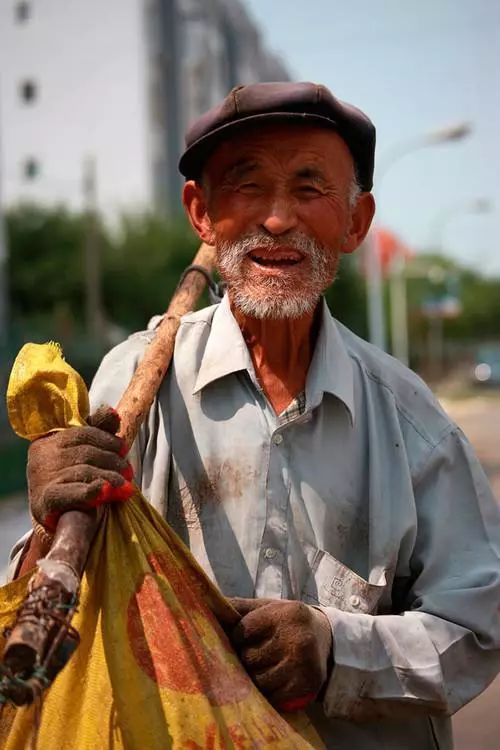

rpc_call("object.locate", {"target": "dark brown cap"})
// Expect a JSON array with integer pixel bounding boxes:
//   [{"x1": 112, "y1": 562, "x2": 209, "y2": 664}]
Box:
[{"x1": 178, "y1": 81, "x2": 376, "y2": 191}]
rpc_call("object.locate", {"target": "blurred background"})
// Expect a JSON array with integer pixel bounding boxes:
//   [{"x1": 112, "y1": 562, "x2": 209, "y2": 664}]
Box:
[{"x1": 0, "y1": 2, "x2": 499, "y2": 743}]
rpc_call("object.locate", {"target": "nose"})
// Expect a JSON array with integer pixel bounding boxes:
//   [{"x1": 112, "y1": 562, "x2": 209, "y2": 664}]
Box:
[{"x1": 261, "y1": 194, "x2": 298, "y2": 236}]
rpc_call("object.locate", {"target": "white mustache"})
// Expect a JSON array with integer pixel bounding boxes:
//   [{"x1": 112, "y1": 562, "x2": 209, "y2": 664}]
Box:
[{"x1": 219, "y1": 231, "x2": 324, "y2": 259}]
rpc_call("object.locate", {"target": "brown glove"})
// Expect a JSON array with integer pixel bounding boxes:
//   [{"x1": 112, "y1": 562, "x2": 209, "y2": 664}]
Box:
[
  {"x1": 27, "y1": 405, "x2": 134, "y2": 536},
  {"x1": 229, "y1": 597, "x2": 333, "y2": 712}
]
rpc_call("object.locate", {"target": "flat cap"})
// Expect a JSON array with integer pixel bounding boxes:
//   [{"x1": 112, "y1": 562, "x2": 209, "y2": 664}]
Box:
[{"x1": 179, "y1": 81, "x2": 376, "y2": 191}]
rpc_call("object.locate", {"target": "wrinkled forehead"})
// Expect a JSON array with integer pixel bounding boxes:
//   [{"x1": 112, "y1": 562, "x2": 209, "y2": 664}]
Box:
[{"x1": 202, "y1": 122, "x2": 355, "y2": 186}]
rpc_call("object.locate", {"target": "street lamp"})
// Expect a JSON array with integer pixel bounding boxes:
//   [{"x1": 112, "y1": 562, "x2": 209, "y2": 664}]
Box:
[
  {"x1": 429, "y1": 197, "x2": 492, "y2": 253},
  {"x1": 367, "y1": 121, "x2": 472, "y2": 357},
  {"x1": 425, "y1": 122, "x2": 473, "y2": 145}
]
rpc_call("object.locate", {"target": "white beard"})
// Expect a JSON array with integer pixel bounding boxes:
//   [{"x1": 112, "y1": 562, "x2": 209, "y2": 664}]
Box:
[{"x1": 217, "y1": 231, "x2": 340, "y2": 320}]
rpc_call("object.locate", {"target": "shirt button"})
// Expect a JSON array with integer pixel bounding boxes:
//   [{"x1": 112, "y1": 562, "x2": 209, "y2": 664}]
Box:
[
  {"x1": 264, "y1": 547, "x2": 277, "y2": 560},
  {"x1": 350, "y1": 595, "x2": 361, "y2": 609},
  {"x1": 272, "y1": 433, "x2": 283, "y2": 445}
]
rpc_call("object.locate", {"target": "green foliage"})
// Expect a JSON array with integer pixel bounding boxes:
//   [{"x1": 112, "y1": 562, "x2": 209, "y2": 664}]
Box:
[
  {"x1": 0, "y1": 440, "x2": 27, "y2": 496},
  {"x1": 406, "y1": 253, "x2": 500, "y2": 343},
  {"x1": 5, "y1": 203, "x2": 200, "y2": 335},
  {"x1": 7, "y1": 203, "x2": 91, "y2": 318},
  {"x1": 325, "y1": 255, "x2": 367, "y2": 338},
  {"x1": 447, "y1": 272, "x2": 500, "y2": 339},
  {"x1": 102, "y1": 213, "x2": 199, "y2": 330}
]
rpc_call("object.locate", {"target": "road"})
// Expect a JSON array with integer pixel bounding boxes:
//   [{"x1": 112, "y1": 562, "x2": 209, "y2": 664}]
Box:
[
  {"x1": 1, "y1": 394, "x2": 499, "y2": 746},
  {"x1": 442, "y1": 396, "x2": 500, "y2": 750}
]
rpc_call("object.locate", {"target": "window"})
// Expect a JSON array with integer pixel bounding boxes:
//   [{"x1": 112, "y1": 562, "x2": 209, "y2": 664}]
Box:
[
  {"x1": 23, "y1": 157, "x2": 40, "y2": 180},
  {"x1": 19, "y1": 79, "x2": 38, "y2": 104},
  {"x1": 15, "y1": 2, "x2": 31, "y2": 23}
]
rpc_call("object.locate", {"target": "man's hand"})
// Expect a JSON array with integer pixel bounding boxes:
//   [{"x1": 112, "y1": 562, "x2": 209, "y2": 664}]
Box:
[
  {"x1": 27, "y1": 405, "x2": 134, "y2": 534},
  {"x1": 228, "y1": 597, "x2": 333, "y2": 711}
]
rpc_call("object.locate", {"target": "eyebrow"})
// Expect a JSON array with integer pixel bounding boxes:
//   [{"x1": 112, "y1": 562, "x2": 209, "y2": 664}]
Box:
[
  {"x1": 220, "y1": 161, "x2": 329, "y2": 184},
  {"x1": 294, "y1": 166, "x2": 327, "y2": 182},
  {"x1": 222, "y1": 159, "x2": 260, "y2": 182}
]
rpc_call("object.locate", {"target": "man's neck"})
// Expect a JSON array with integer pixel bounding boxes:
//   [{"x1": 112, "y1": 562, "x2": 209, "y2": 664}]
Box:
[{"x1": 230, "y1": 298, "x2": 322, "y2": 415}]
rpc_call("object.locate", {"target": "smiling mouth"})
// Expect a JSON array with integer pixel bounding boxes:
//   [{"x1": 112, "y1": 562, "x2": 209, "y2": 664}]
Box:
[{"x1": 248, "y1": 249, "x2": 303, "y2": 268}]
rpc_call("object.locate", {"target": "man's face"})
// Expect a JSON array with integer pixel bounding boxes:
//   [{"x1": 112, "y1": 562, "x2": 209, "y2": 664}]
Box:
[{"x1": 185, "y1": 123, "x2": 372, "y2": 319}]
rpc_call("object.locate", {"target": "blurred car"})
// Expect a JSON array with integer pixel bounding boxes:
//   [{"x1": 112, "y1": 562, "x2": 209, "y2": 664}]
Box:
[{"x1": 472, "y1": 346, "x2": 500, "y2": 387}]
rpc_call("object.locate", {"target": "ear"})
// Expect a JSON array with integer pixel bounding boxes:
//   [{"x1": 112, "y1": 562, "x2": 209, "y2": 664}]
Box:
[
  {"x1": 341, "y1": 192, "x2": 376, "y2": 255},
  {"x1": 182, "y1": 180, "x2": 216, "y2": 244}
]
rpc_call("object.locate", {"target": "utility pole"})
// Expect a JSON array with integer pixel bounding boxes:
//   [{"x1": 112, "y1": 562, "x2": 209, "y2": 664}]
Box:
[
  {"x1": 82, "y1": 156, "x2": 104, "y2": 345},
  {"x1": 365, "y1": 229, "x2": 386, "y2": 350},
  {"x1": 158, "y1": 0, "x2": 183, "y2": 215},
  {"x1": 389, "y1": 253, "x2": 408, "y2": 365}
]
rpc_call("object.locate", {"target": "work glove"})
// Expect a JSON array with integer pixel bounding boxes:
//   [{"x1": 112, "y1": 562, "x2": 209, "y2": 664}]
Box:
[
  {"x1": 27, "y1": 405, "x2": 134, "y2": 539},
  {"x1": 229, "y1": 597, "x2": 333, "y2": 712}
]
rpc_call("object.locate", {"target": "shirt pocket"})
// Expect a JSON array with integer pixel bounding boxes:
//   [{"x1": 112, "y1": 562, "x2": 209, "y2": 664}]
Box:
[{"x1": 302, "y1": 548, "x2": 386, "y2": 614}]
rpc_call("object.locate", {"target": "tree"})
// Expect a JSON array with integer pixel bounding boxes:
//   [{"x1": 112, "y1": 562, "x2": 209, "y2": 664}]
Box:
[
  {"x1": 325, "y1": 255, "x2": 368, "y2": 339},
  {"x1": 102, "y1": 213, "x2": 199, "y2": 331},
  {"x1": 6, "y1": 205, "x2": 200, "y2": 336}
]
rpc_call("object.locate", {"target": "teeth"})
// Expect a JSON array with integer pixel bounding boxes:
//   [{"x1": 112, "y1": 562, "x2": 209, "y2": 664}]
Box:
[{"x1": 252, "y1": 255, "x2": 299, "y2": 263}]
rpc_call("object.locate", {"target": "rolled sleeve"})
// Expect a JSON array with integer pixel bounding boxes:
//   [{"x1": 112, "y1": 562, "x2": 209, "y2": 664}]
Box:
[{"x1": 320, "y1": 428, "x2": 500, "y2": 721}]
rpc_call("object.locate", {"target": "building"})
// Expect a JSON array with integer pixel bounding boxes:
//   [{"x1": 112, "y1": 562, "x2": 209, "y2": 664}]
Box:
[
  {"x1": 0, "y1": 0, "x2": 290, "y2": 217},
  {"x1": 147, "y1": 0, "x2": 290, "y2": 213}
]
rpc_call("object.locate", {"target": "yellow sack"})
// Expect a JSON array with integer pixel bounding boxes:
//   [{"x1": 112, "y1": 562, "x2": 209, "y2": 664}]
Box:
[{"x1": 1, "y1": 343, "x2": 325, "y2": 750}]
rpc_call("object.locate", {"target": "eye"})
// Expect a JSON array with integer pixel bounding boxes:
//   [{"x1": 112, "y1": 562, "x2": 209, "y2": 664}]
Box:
[
  {"x1": 236, "y1": 181, "x2": 263, "y2": 196},
  {"x1": 239, "y1": 181, "x2": 260, "y2": 190},
  {"x1": 296, "y1": 184, "x2": 322, "y2": 197}
]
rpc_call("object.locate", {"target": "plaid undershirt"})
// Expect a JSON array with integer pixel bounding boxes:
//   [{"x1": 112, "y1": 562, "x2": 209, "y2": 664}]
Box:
[{"x1": 278, "y1": 391, "x2": 306, "y2": 426}]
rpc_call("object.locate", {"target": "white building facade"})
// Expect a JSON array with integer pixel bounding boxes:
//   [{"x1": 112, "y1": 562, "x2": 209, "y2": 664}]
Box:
[{"x1": 0, "y1": 0, "x2": 289, "y2": 217}]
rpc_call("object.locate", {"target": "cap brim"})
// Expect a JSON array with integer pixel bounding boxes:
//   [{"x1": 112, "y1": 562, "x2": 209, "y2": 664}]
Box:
[{"x1": 178, "y1": 112, "x2": 339, "y2": 178}]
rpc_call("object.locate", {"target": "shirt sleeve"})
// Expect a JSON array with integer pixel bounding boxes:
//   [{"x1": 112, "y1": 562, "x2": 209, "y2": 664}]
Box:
[
  {"x1": 89, "y1": 333, "x2": 153, "y2": 485},
  {"x1": 320, "y1": 427, "x2": 500, "y2": 721},
  {"x1": 90, "y1": 332, "x2": 171, "y2": 518},
  {"x1": 5, "y1": 530, "x2": 32, "y2": 582}
]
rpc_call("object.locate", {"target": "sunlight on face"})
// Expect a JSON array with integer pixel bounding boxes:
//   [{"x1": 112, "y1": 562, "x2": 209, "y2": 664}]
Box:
[{"x1": 202, "y1": 124, "x2": 359, "y2": 318}]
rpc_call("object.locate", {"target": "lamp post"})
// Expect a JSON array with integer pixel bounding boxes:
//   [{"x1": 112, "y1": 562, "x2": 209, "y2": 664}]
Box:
[
  {"x1": 429, "y1": 198, "x2": 492, "y2": 253},
  {"x1": 367, "y1": 122, "x2": 472, "y2": 357}
]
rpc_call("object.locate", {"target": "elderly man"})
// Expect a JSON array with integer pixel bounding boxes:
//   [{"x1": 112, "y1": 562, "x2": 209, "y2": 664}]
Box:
[{"x1": 13, "y1": 83, "x2": 500, "y2": 749}]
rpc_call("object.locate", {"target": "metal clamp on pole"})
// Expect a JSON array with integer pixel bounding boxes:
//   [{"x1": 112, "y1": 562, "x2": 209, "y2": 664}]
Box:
[{"x1": 177, "y1": 264, "x2": 225, "y2": 304}]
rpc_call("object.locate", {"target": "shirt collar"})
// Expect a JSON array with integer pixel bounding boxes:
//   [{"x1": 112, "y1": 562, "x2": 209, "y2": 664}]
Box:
[
  {"x1": 193, "y1": 294, "x2": 256, "y2": 394},
  {"x1": 193, "y1": 295, "x2": 355, "y2": 424},
  {"x1": 305, "y1": 298, "x2": 355, "y2": 424}
]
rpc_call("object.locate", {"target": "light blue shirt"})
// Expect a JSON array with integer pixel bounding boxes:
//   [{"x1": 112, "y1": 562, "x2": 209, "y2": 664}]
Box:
[{"x1": 15, "y1": 295, "x2": 500, "y2": 749}]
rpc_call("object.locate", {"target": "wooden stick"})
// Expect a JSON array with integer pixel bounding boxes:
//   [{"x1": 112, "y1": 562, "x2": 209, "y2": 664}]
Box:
[
  {"x1": 1, "y1": 243, "x2": 217, "y2": 703},
  {"x1": 117, "y1": 241, "x2": 216, "y2": 448}
]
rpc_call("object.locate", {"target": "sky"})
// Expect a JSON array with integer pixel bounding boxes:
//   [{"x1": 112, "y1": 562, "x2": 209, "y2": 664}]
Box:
[{"x1": 245, "y1": 0, "x2": 500, "y2": 274}]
